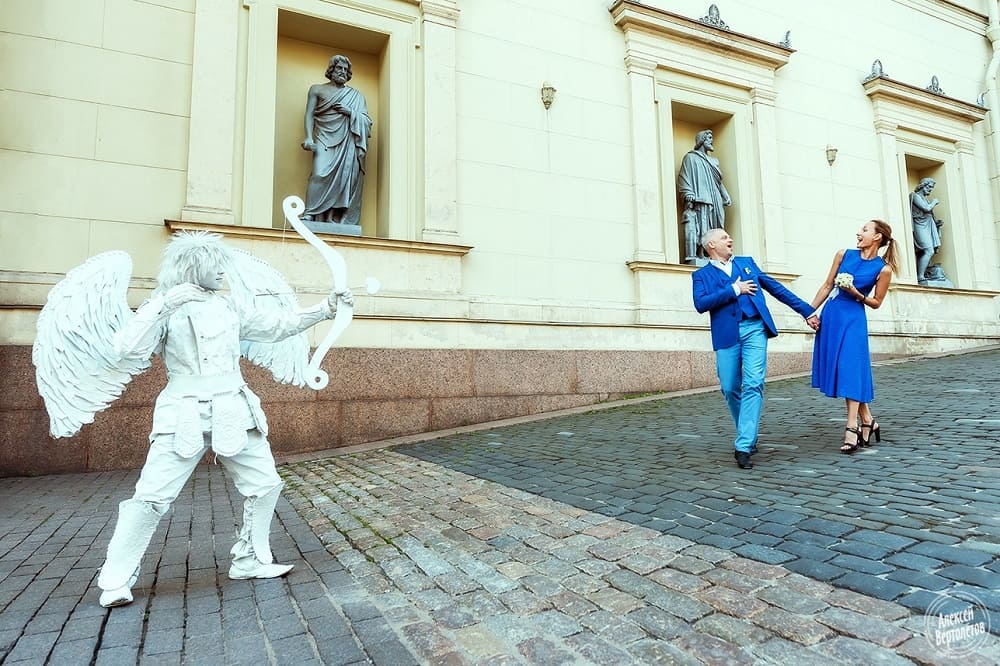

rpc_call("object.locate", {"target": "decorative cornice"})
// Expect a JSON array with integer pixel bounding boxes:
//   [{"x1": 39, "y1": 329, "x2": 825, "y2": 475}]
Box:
[
  {"x1": 891, "y1": 0, "x2": 987, "y2": 35},
  {"x1": 863, "y1": 76, "x2": 987, "y2": 125},
  {"x1": 420, "y1": 0, "x2": 459, "y2": 26},
  {"x1": 609, "y1": 0, "x2": 793, "y2": 71},
  {"x1": 955, "y1": 139, "x2": 976, "y2": 153},
  {"x1": 750, "y1": 87, "x2": 779, "y2": 105},
  {"x1": 873, "y1": 119, "x2": 899, "y2": 135},
  {"x1": 165, "y1": 220, "x2": 473, "y2": 257},
  {"x1": 627, "y1": 261, "x2": 695, "y2": 275},
  {"x1": 623, "y1": 53, "x2": 658, "y2": 76}
]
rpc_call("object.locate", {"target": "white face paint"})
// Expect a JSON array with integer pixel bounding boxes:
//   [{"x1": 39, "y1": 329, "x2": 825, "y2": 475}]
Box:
[{"x1": 197, "y1": 264, "x2": 225, "y2": 291}]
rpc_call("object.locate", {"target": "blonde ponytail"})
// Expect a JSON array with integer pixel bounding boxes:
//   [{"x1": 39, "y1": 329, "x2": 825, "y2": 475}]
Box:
[{"x1": 871, "y1": 219, "x2": 899, "y2": 275}]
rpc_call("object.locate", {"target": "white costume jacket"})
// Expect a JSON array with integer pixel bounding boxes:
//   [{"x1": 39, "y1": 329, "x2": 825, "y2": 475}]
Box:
[{"x1": 115, "y1": 292, "x2": 332, "y2": 458}]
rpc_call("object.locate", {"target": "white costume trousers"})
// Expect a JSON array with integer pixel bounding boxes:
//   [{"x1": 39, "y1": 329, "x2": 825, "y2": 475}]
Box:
[
  {"x1": 134, "y1": 429, "x2": 280, "y2": 502},
  {"x1": 98, "y1": 429, "x2": 282, "y2": 591}
]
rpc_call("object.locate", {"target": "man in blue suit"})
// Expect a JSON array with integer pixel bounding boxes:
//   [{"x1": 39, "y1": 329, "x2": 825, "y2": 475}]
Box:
[{"x1": 692, "y1": 229, "x2": 818, "y2": 469}]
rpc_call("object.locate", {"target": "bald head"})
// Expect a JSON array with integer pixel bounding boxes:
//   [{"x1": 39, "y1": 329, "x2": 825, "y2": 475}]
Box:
[{"x1": 701, "y1": 229, "x2": 733, "y2": 261}]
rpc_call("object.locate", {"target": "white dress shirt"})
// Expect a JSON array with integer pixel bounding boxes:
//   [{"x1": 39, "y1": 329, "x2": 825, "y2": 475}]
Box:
[{"x1": 710, "y1": 258, "x2": 742, "y2": 296}]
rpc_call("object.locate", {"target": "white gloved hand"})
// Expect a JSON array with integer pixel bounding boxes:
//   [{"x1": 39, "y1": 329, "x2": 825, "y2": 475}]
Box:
[
  {"x1": 163, "y1": 283, "x2": 208, "y2": 310},
  {"x1": 327, "y1": 289, "x2": 354, "y2": 312}
]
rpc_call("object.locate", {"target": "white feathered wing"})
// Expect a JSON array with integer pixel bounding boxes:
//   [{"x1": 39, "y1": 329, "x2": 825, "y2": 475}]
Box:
[
  {"x1": 227, "y1": 248, "x2": 311, "y2": 387},
  {"x1": 32, "y1": 251, "x2": 151, "y2": 438}
]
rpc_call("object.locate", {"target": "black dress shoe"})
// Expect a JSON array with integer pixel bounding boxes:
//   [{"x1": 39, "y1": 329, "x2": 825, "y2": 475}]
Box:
[
  {"x1": 750, "y1": 445, "x2": 759, "y2": 455},
  {"x1": 735, "y1": 451, "x2": 754, "y2": 469}
]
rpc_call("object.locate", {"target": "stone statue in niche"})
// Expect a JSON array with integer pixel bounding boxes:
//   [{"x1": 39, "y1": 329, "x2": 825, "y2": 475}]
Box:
[
  {"x1": 301, "y1": 54, "x2": 373, "y2": 231},
  {"x1": 909, "y1": 178, "x2": 949, "y2": 285},
  {"x1": 677, "y1": 129, "x2": 732, "y2": 264}
]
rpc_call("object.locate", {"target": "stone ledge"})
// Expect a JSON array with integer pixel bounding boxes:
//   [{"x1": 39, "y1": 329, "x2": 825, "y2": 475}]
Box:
[
  {"x1": 627, "y1": 261, "x2": 801, "y2": 283},
  {"x1": 889, "y1": 282, "x2": 1000, "y2": 298},
  {"x1": 164, "y1": 219, "x2": 473, "y2": 257}
]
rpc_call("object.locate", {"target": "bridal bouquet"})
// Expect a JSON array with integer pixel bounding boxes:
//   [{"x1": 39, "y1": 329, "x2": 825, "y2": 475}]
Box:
[{"x1": 834, "y1": 273, "x2": 854, "y2": 289}]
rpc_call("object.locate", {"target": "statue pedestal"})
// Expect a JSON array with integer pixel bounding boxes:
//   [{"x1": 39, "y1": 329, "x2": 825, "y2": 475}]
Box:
[
  {"x1": 303, "y1": 220, "x2": 362, "y2": 237},
  {"x1": 920, "y1": 265, "x2": 954, "y2": 289},
  {"x1": 685, "y1": 257, "x2": 709, "y2": 267},
  {"x1": 920, "y1": 279, "x2": 955, "y2": 289}
]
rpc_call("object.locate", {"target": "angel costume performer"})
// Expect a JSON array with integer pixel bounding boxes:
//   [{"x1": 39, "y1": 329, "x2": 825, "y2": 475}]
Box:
[{"x1": 33, "y1": 231, "x2": 352, "y2": 608}]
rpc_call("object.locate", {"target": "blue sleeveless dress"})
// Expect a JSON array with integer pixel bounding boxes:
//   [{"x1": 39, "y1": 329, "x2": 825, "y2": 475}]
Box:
[{"x1": 811, "y1": 249, "x2": 886, "y2": 403}]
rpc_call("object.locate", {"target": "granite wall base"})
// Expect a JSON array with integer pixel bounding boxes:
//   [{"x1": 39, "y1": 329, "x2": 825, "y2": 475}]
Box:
[{"x1": 0, "y1": 345, "x2": 813, "y2": 476}]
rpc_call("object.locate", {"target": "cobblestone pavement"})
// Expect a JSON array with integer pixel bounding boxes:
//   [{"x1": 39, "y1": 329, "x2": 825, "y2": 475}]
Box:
[
  {"x1": 1, "y1": 349, "x2": 999, "y2": 664},
  {"x1": 400, "y1": 350, "x2": 1000, "y2": 620},
  {"x1": 0, "y1": 467, "x2": 414, "y2": 666}
]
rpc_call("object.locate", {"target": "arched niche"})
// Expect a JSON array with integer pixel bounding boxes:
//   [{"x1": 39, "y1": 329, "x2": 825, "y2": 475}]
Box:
[
  {"x1": 669, "y1": 102, "x2": 741, "y2": 264},
  {"x1": 611, "y1": 0, "x2": 795, "y2": 323},
  {"x1": 272, "y1": 12, "x2": 388, "y2": 236},
  {"x1": 863, "y1": 74, "x2": 988, "y2": 288},
  {"x1": 240, "y1": 0, "x2": 420, "y2": 241}
]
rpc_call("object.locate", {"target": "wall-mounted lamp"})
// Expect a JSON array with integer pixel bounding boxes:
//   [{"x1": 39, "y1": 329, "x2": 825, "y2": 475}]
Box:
[
  {"x1": 825, "y1": 145, "x2": 838, "y2": 165},
  {"x1": 541, "y1": 83, "x2": 556, "y2": 110}
]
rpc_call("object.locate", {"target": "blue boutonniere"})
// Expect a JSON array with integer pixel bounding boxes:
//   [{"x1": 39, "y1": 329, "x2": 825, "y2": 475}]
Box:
[{"x1": 744, "y1": 267, "x2": 751, "y2": 275}]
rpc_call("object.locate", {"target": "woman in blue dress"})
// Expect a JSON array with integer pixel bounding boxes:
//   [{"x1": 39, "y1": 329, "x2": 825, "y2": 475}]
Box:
[{"x1": 810, "y1": 220, "x2": 899, "y2": 453}]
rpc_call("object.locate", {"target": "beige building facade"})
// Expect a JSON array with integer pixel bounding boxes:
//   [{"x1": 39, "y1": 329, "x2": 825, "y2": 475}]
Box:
[{"x1": 2, "y1": 0, "x2": 999, "y2": 474}]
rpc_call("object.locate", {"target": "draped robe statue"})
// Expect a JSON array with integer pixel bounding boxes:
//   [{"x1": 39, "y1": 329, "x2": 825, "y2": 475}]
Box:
[
  {"x1": 301, "y1": 55, "x2": 373, "y2": 225},
  {"x1": 909, "y1": 178, "x2": 943, "y2": 284},
  {"x1": 677, "y1": 129, "x2": 731, "y2": 264}
]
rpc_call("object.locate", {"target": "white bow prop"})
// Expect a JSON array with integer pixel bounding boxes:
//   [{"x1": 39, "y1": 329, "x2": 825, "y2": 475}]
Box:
[{"x1": 282, "y1": 195, "x2": 360, "y2": 390}]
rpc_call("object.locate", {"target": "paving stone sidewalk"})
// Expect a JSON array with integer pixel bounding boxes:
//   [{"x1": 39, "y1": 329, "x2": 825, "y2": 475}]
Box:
[
  {"x1": 1, "y1": 349, "x2": 999, "y2": 664},
  {"x1": 0, "y1": 466, "x2": 414, "y2": 666},
  {"x1": 281, "y1": 450, "x2": 999, "y2": 664},
  {"x1": 400, "y1": 350, "x2": 1000, "y2": 626}
]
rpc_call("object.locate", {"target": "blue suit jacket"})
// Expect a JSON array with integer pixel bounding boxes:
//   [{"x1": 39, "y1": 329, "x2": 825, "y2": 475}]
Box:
[{"x1": 692, "y1": 256, "x2": 813, "y2": 351}]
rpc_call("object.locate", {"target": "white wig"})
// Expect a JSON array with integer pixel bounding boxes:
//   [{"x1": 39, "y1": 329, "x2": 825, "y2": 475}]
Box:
[{"x1": 156, "y1": 231, "x2": 233, "y2": 291}]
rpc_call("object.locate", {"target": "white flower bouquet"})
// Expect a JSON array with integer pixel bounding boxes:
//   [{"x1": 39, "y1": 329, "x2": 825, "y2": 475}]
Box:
[{"x1": 834, "y1": 273, "x2": 854, "y2": 289}]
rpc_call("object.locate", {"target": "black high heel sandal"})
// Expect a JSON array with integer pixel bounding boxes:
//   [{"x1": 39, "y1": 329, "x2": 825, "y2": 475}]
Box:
[
  {"x1": 860, "y1": 421, "x2": 881, "y2": 446},
  {"x1": 841, "y1": 427, "x2": 860, "y2": 454}
]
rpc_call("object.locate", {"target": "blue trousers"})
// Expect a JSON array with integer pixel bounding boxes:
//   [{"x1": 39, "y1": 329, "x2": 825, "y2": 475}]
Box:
[{"x1": 714, "y1": 318, "x2": 767, "y2": 453}]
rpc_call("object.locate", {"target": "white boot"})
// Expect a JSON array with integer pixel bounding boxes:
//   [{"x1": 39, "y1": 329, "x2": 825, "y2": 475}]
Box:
[
  {"x1": 97, "y1": 499, "x2": 166, "y2": 607},
  {"x1": 228, "y1": 562, "x2": 294, "y2": 580},
  {"x1": 229, "y1": 485, "x2": 294, "y2": 579},
  {"x1": 99, "y1": 585, "x2": 134, "y2": 608}
]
